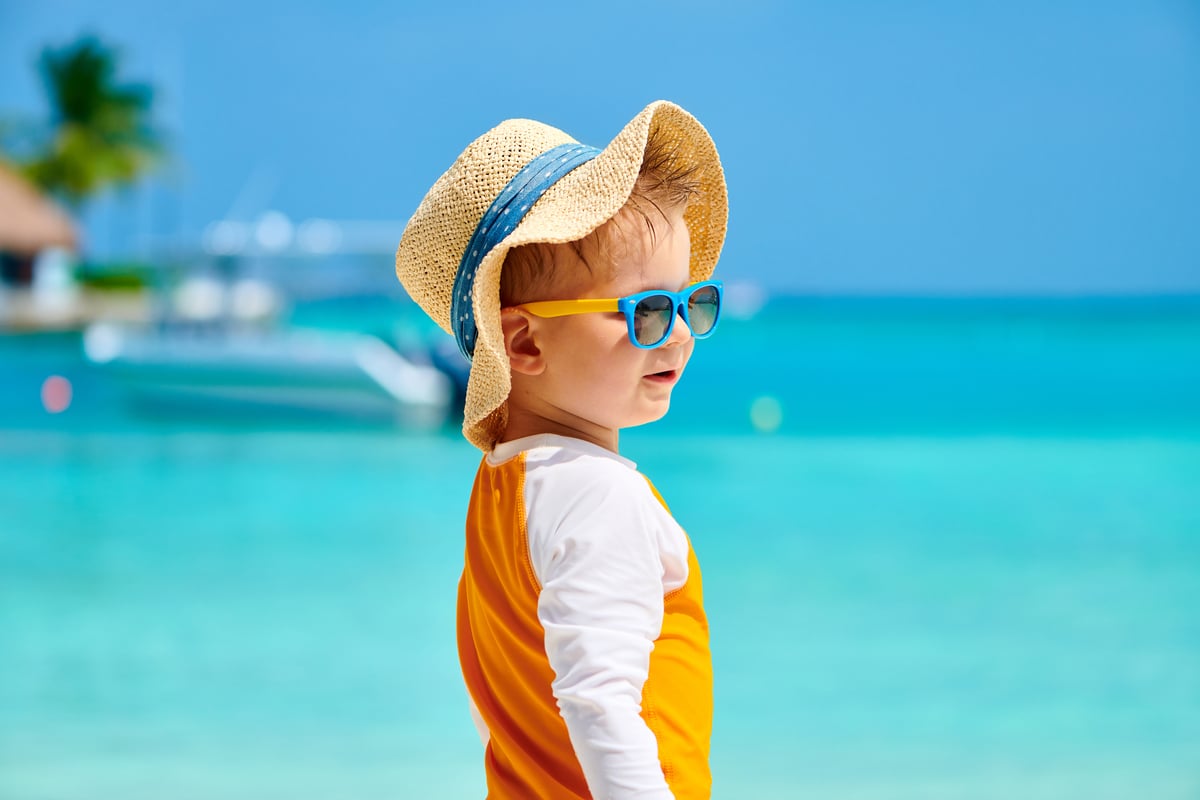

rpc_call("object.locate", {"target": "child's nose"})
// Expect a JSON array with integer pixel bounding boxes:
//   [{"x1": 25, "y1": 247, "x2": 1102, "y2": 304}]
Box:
[{"x1": 663, "y1": 307, "x2": 693, "y2": 347}]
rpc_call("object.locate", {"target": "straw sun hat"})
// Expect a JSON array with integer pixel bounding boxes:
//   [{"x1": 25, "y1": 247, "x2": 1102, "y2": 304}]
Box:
[{"x1": 395, "y1": 100, "x2": 728, "y2": 451}]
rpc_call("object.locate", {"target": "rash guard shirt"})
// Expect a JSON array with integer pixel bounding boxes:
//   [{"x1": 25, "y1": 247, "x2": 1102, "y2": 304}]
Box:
[{"x1": 457, "y1": 433, "x2": 713, "y2": 799}]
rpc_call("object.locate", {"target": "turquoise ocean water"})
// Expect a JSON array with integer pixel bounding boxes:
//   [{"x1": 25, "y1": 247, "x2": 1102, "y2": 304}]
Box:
[{"x1": 2, "y1": 296, "x2": 1199, "y2": 799}]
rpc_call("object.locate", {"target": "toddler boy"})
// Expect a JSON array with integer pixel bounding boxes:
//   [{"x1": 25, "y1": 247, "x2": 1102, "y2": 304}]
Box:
[{"x1": 395, "y1": 100, "x2": 727, "y2": 799}]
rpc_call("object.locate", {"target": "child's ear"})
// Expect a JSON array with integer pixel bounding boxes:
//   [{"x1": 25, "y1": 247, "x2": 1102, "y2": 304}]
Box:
[{"x1": 501, "y1": 309, "x2": 546, "y2": 376}]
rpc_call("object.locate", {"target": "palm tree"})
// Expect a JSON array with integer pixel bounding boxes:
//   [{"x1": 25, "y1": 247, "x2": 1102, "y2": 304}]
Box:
[{"x1": 21, "y1": 34, "x2": 163, "y2": 208}]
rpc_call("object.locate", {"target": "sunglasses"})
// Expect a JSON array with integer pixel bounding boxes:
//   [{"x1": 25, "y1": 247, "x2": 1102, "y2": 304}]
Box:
[{"x1": 515, "y1": 280, "x2": 723, "y2": 349}]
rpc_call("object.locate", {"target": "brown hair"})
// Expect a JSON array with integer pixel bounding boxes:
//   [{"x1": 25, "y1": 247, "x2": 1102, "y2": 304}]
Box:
[{"x1": 500, "y1": 136, "x2": 701, "y2": 305}]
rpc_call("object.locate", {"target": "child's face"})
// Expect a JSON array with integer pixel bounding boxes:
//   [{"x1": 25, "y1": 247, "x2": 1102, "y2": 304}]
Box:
[{"x1": 520, "y1": 207, "x2": 695, "y2": 446}]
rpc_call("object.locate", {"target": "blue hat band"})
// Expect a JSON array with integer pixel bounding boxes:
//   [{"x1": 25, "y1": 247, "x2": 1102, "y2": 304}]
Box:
[{"x1": 451, "y1": 142, "x2": 601, "y2": 360}]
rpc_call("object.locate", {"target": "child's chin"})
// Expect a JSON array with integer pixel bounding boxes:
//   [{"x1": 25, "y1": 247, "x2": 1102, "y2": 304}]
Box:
[{"x1": 625, "y1": 403, "x2": 672, "y2": 429}]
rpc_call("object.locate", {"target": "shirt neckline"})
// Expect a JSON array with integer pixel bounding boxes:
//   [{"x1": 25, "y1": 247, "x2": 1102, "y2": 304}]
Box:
[{"x1": 487, "y1": 433, "x2": 636, "y2": 470}]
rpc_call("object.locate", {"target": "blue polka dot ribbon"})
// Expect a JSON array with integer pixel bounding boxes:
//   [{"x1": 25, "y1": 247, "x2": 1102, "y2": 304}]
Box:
[{"x1": 451, "y1": 142, "x2": 601, "y2": 360}]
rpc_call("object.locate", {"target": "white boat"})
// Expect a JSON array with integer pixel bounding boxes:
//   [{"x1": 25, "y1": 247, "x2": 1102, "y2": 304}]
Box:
[{"x1": 82, "y1": 321, "x2": 454, "y2": 427}]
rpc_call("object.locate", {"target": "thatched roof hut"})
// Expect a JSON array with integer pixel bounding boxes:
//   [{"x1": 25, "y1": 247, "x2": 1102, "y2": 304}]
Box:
[{"x1": 0, "y1": 161, "x2": 78, "y2": 256}]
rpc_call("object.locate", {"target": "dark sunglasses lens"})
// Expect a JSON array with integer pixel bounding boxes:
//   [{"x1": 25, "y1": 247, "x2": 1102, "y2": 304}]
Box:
[
  {"x1": 633, "y1": 294, "x2": 674, "y2": 346},
  {"x1": 687, "y1": 285, "x2": 720, "y2": 335}
]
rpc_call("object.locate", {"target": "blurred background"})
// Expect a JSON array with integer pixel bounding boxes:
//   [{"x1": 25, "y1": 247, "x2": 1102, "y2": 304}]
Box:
[{"x1": 2, "y1": 1, "x2": 1198, "y2": 798}]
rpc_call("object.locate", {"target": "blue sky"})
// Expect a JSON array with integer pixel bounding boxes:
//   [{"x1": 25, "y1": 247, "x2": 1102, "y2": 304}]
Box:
[{"x1": 2, "y1": 0, "x2": 1198, "y2": 294}]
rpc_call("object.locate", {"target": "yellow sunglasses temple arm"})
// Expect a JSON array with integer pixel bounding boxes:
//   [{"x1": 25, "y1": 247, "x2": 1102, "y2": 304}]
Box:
[{"x1": 514, "y1": 298, "x2": 620, "y2": 318}]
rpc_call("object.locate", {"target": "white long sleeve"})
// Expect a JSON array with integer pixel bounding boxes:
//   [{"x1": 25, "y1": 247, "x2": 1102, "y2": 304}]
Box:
[{"x1": 489, "y1": 434, "x2": 690, "y2": 800}]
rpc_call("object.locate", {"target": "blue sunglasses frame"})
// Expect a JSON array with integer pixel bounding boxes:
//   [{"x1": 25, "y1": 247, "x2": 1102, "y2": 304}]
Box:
[{"x1": 516, "y1": 280, "x2": 724, "y2": 350}]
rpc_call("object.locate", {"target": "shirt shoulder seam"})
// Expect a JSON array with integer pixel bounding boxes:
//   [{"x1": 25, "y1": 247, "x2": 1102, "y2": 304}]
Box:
[{"x1": 515, "y1": 452, "x2": 543, "y2": 594}]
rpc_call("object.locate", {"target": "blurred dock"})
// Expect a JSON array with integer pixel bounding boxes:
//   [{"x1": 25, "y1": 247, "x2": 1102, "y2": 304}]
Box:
[{"x1": 0, "y1": 287, "x2": 152, "y2": 332}]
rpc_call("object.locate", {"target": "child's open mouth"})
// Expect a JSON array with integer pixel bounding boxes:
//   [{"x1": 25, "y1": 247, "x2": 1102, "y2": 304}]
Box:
[{"x1": 644, "y1": 369, "x2": 679, "y2": 384}]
